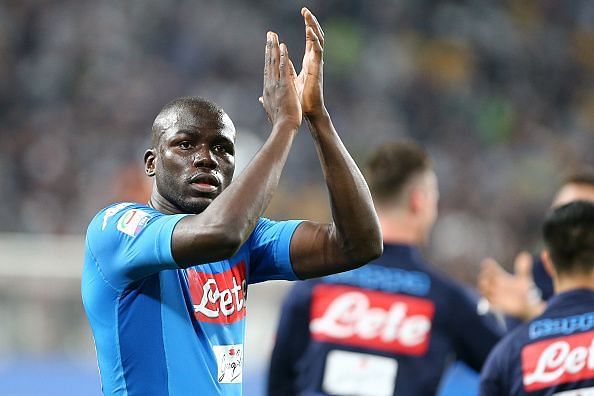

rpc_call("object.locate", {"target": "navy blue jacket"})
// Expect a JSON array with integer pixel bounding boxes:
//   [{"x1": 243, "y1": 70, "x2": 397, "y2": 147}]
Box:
[
  {"x1": 268, "y1": 244, "x2": 504, "y2": 396},
  {"x1": 480, "y1": 289, "x2": 594, "y2": 395}
]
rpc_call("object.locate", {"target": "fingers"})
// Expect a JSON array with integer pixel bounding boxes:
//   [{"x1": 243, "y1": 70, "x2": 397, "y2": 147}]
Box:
[
  {"x1": 264, "y1": 32, "x2": 272, "y2": 79},
  {"x1": 478, "y1": 257, "x2": 505, "y2": 298},
  {"x1": 270, "y1": 32, "x2": 280, "y2": 81},
  {"x1": 264, "y1": 31, "x2": 280, "y2": 81},
  {"x1": 287, "y1": 58, "x2": 298, "y2": 81},
  {"x1": 279, "y1": 43, "x2": 298, "y2": 83},
  {"x1": 279, "y1": 43, "x2": 287, "y2": 81},
  {"x1": 513, "y1": 251, "x2": 534, "y2": 278},
  {"x1": 480, "y1": 257, "x2": 505, "y2": 277},
  {"x1": 302, "y1": 7, "x2": 324, "y2": 48},
  {"x1": 306, "y1": 27, "x2": 323, "y2": 55}
]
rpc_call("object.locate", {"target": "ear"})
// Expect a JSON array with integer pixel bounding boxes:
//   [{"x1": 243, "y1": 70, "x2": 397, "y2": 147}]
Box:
[
  {"x1": 409, "y1": 187, "x2": 424, "y2": 214},
  {"x1": 144, "y1": 149, "x2": 156, "y2": 177},
  {"x1": 541, "y1": 250, "x2": 557, "y2": 279}
]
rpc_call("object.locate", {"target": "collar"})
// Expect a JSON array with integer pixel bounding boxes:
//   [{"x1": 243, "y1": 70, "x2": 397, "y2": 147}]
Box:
[
  {"x1": 382, "y1": 243, "x2": 425, "y2": 264},
  {"x1": 545, "y1": 288, "x2": 594, "y2": 313}
]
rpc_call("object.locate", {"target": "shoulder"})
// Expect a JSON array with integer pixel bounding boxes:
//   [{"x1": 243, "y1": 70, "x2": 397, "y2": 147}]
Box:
[
  {"x1": 422, "y1": 262, "x2": 476, "y2": 302},
  {"x1": 489, "y1": 323, "x2": 528, "y2": 367},
  {"x1": 86, "y1": 202, "x2": 164, "y2": 242},
  {"x1": 284, "y1": 278, "x2": 319, "y2": 302}
]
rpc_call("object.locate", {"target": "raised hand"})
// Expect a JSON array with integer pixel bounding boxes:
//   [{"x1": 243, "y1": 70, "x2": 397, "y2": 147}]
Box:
[
  {"x1": 477, "y1": 252, "x2": 545, "y2": 321},
  {"x1": 296, "y1": 7, "x2": 326, "y2": 119},
  {"x1": 261, "y1": 31, "x2": 302, "y2": 129}
]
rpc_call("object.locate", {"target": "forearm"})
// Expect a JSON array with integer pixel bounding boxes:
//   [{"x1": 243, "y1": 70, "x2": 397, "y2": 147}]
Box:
[
  {"x1": 207, "y1": 124, "x2": 297, "y2": 237},
  {"x1": 174, "y1": 124, "x2": 298, "y2": 266},
  {"x1": 307, "y1": 112, "x2": 382, "y2": 263}
]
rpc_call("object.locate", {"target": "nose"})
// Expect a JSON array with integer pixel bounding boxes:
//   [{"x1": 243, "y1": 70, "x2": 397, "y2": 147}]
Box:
[{"x1": 193, "y1": 145, "x2": 217, "y2": 169}]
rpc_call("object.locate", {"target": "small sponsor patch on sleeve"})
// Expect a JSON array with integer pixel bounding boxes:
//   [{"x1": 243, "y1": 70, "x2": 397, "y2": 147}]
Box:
[
  {"x1": 116, "y1": 209, "x2": 151, "y2": 237},
  {"x1": 102, "y1": 202, "x2": 133, "y2": 230}
]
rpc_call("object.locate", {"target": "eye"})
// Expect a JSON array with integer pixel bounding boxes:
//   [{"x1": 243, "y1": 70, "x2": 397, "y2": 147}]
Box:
[
  {"x1": 179, "y1": 141, "x2": 192, "y2": 150},
  {"x1": 213, "y1": 144, "x2": 234, "y2": 155}
]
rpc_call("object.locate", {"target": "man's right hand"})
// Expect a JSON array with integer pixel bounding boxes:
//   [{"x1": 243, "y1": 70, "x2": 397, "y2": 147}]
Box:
[
  {"x1": 261, "y1": 32, "x2": 302, "y2": 130},
  {"x1": 296, "y1": 7, "x2": 326, "y2": 120},
  {"x1": 477, "y1": 251, "x2": 545, "y2": 321}
]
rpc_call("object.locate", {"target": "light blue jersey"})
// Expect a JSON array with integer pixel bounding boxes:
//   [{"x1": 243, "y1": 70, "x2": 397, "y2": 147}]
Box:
[{"x1": 82, "y1": 202, "x2": 301, "y2": 395}]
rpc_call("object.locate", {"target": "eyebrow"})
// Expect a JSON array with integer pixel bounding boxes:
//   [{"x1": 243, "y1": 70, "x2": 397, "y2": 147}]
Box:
[{"x1": 168, "y1": 129, "x2": 235, "y2": 144}]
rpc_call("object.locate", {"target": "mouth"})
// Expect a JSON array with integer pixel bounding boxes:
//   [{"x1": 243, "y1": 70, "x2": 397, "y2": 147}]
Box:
[{"x1": 189, "y1": 173, "x2": 221, "y2": 194}]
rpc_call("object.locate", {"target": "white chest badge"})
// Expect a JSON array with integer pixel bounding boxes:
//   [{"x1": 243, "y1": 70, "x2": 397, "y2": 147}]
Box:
[{"x1": 213, "y1": 344, "x2": 243, "y2": 384}]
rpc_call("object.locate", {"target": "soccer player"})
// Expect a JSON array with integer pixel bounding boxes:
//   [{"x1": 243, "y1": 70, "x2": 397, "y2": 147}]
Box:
[
  {"x1": 480, "y1": 200, "x2": 594, "y2": 395},
  {"x1": 267, "y1": 141, "x2": 504, "y2": 396},
  {"x1": 81, "y1": 8, "x2": 382, "y2": 395},
  {"x1": 478, "y1": 171, "x2": 594, "y2": 322}
]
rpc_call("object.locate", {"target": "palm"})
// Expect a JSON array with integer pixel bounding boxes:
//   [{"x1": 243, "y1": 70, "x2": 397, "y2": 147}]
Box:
[
  {"x1": 296, "y1": 53, "x2": 321, "y2": 114},
  {"x1": 296, "y1": 8, "x2": 325, "y2": 118}
]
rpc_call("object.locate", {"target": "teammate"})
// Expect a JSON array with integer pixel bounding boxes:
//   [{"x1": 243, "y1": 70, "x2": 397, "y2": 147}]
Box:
[
  {"x1": 479, "y1": 171, "x2": 594, "y2": 322},
  {"x1": 267, "y1": 141, "x2": 504, "y2": 396},
  {"x1": 81, "y1": 8, "x2": 382, "y2": 395},
  {"x1": 480, "y1": 200, "x2": 594, "y2": 395}
]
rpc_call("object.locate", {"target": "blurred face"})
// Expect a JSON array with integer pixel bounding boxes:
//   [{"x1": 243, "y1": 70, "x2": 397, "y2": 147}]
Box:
[
  {"x1": 552, "y1": 183, "x2": 594, "y2": 208},
  {"x1": 146, "y1": 108, "x2": 236, "y2": 214}
]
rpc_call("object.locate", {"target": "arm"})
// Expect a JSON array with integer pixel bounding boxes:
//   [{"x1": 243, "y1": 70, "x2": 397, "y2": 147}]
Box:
[
  {"x1": 289, "y1": 8, "x2": 383, "y2": 278},
  {"x1": 478, "y1": 343, "x2": 507, "y2": 396},
  {"x1": 450, "y1": 285, "x2": 505, "y2": 371},
  {"x1": 267, "y1": 283, "x2": 313, "y2": 396},
  {"x1": 172, "y1": 33, "x2": 302, "y2": 267}
]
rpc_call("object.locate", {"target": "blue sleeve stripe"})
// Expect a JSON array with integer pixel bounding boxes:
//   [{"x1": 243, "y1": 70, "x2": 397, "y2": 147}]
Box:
[
  {"x1": 274, "y1": 220, "x2": 303, "y2": 281},
  {"x1": 118, "y1": 274, "x2": 169, "y2": 395}
]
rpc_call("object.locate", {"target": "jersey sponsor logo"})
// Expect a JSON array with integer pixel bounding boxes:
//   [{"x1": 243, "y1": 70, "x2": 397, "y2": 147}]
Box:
[
  {"x1": 187, "y1": 262, "x2": 247, "y2": 324},
  {"x1": 213, "y1": 344, "x2": 243, "y2": 384},
  {"x1": 522, "y1": 330, "x2": 594, "y2": 392},
  {"x1": 310, "y1": 284, "x2": 435, "y2": 355},
  {"x1": 116, "y1": 209, "x2": 151, "y2": 237},
  {"x1": 529, "y1": 311, "x2": 594, "y2": 340},
  {"x1": 102, "y1": 202, "x2": 133, "y2": 230},
  {"x1": 322, "y1": 350, "x2": 397, "y2": 396},
  {"x1": 323, "y1": 265, "x2": 431, "y2": 296}
]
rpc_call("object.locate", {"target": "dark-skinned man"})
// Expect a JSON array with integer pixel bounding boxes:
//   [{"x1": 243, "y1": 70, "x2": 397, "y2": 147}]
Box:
[{"x1": 81, "y1": 8, "x2": 382, "y2": 396}]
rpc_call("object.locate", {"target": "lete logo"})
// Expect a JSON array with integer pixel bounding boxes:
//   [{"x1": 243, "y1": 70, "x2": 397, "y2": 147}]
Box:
[
  {"x1": 310, "y1": 284, "x2": 435, "y2": 355},
  {"x1": 187, "y1": 262, "x2": 247, "y2": 324},
  {"x1": 522, "y1": 330, "x2": 594, "y2": 392}
]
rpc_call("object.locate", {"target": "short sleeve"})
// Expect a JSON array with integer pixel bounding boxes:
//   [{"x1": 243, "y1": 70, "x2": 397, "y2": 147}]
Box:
[
  {"x1": 479, "y1": 342, "x2": 507, "y2": 396},
  {"x1": 247, "y1": 218, "x2": 303, "y2": 284},
  {"x1": 85, "y1": 203, "x2": 188, "y2": 291}
]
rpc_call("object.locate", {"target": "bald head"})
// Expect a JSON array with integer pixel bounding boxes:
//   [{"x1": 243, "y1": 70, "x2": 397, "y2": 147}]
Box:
[{"x1": 151, "y1": 97, "x2": 233, "y2": 147}]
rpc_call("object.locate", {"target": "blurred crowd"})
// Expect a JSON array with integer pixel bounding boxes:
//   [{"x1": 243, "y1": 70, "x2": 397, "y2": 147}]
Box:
[{"x1": 1, "y1": 0, "x2": 593, "y2": 280}]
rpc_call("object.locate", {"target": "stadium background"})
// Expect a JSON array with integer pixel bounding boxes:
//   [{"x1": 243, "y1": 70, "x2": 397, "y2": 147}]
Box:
[{"x1": 0, "y1": 0, "x2": 593, "y2": 395}]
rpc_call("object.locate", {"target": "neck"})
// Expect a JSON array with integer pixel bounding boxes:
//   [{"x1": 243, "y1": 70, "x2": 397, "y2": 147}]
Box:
[
  {"x1": 378, "y1": 208, "x2": 423, "y2": 246},
  {"x1": 554, "y1": 272, "x2": 594, "y2": 294},
  {"x1": 148, "y1": 187, "x2": 181, "y2": 215}
]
